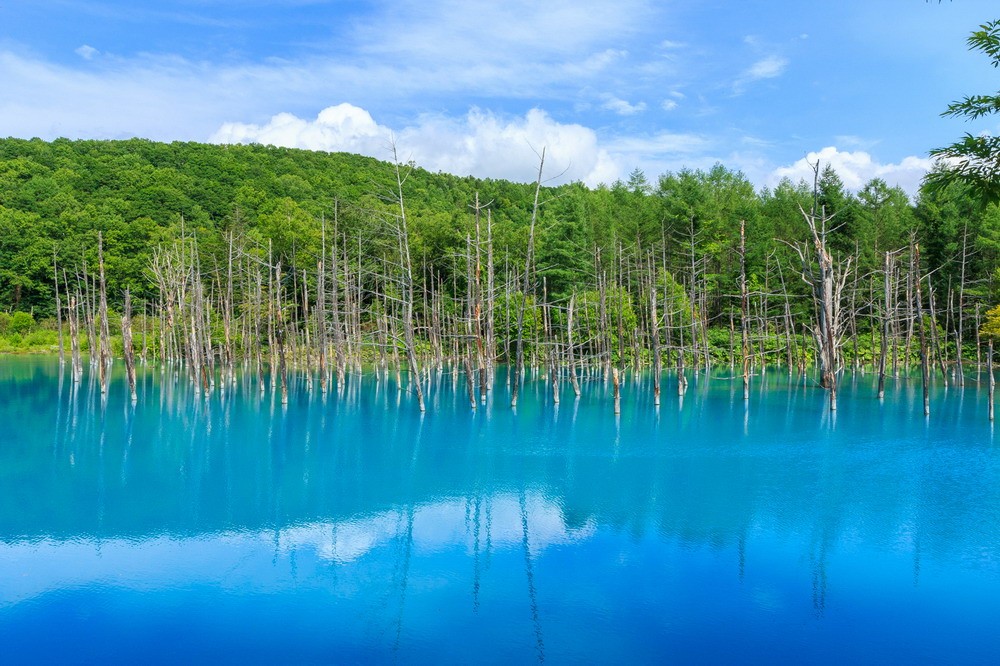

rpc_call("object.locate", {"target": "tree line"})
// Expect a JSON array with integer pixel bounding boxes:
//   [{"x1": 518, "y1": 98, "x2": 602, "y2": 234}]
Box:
[{"x1": 2, "y1": 137, "x2": 999, "y2": 410}]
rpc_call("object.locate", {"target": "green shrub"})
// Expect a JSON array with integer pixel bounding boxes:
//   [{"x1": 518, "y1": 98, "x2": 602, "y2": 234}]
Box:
[
  {"x1": 37, "y1": 317, "x2": 59, "y2": 331},
  {"x1": 24, "y1": 330, "x2": 57, "y2": 348},
  {"x1": 9, "y1": 312, "x2": 35, "y2": 335},
  {"x1": 0, "y1": 313, "x2": 10, "y2": 334}
]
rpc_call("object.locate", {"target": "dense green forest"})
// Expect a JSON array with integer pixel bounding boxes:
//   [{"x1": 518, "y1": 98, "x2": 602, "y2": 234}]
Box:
[
  {"x1": 1, "y1": 137, "x2": 998, "y2": 392},
  {"x1": 2, "y1": 137, "x2": 996, "y2": 313}
]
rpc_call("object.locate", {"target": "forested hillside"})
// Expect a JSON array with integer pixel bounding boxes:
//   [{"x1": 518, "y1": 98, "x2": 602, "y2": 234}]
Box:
[
  {"x1": 2, "y1": 137, "x2": 995, "y2": 312},
  {"x1": 1, "y1": 137, "x2": 998, "y2": 381}
]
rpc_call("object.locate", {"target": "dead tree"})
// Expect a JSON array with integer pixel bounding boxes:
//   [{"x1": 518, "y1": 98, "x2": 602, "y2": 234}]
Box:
[
  {"x1": 122, "y1": 288, "x2": 137, "y2": 402},
  {"x1": 649, "y1": 262, "x2": 661, "y2": 406},
  {"x1": 53, "y1": 249, "x2": 64, "y2": 365},
  {"x1": 66, "y1": 273, "x2": 82, "y2": 380},
  {"x1": 316, "y1": 217, "x2": 328, "y2": 394},
  {"x1": 955, "y1": 225, "x2": 969, "y2": 386},
  {"x1": 913, "y1": 244, "x2": 931, "y2": 416},
  {"x1": 788, "y1": 164, "x2": 852, "y2": 411},
  {"x1": 989, "y1": 339, "x2": 995, "y2": 422},
  {"x1": 390, "y1": 143, "x2": 425, "y2": 412},
  {"x1": 97, "y1": 232, "x2": 112, "y2": 394},
  {"x1": 877, "y1": 251, "x2": 897, "y2": 399},
  {"x1": 567, "y1": 291, "x2": 581, "y2": 397},
  {"x1": 739, "y1": 219, "x2": 750, "y2": 400},
  {"x1": 926, "y1": 278, "x2": 948, "y2": 386},
  {"x1": 511, "y1": 147, "x2": 545, "y2": 409}
]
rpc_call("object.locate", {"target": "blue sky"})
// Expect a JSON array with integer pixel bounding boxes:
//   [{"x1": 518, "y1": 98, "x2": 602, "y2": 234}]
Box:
[{"x1": 2, "y1": 0, "x2": 998, "y2": 195}]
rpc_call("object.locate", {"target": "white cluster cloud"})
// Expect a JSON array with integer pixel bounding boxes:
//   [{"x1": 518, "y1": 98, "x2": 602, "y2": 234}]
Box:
[
  {"x1": 212, "y1": 104, "x2": 621, "y2": 186},
  {"x1": 0, "y1": 492, "x2": 595, "y2": 604},
  {"x1": 216, "y1": 104, "x2": 936, "y2": 198},
  {"x1": 769, "y1": 146, "x2": 933, "y2": 196},
  {"x1": 213, "y1": 104, "x2": 389, "y2": 156}
]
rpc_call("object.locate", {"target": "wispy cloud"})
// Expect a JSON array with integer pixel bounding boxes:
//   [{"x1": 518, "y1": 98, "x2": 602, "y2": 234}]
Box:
[
  {"x1": 75, "y1": 45, "x2": 99, "y2": 60},
  {"x1": 0, "y1": 0, "x2": 671, "y2": 138},
  {"x1": 601, "y1": 95, "x2": 647, "y2": 116},
  {"x1": 0, "y1": 0, "x2": 956, "y2": 201},
  {"x1": 732, "y1": 54, "x2": 788, "y2": 94},
  {"x1": 746, "y1": 55, "x2": 788, "y2": 80},
  {"x1": 353, "y1": 0, "x2": 653, "y2": 62}
]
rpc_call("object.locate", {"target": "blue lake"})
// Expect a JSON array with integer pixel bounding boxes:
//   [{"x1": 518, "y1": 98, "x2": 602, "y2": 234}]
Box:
[{"x1": 1, "y1": 357, "x2": 999, "y2": 664}]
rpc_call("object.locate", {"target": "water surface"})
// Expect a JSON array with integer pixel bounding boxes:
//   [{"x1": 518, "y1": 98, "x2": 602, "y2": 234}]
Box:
[{"x1": 1, "y1": 358, "x2": 998, "y2": 663}]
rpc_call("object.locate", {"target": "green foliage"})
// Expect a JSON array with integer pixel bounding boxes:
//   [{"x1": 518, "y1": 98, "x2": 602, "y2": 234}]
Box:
[
  {"x1": 0, "y1": 135, "x2": 995, "y2": 355},
  {"x1": 982, "y1": 304, "x2": 1000, "y2": 340},
  {"x1": 495, "y1": 292, "x2": 542, "y2": 354},
  {"x1": 928, "y1": 19, "x2": 1000, "y2": 204},
  {"x1": 9, "y1": 311, "x2": 35, "y2": 335},
  {"x1": 574, "y1": 287, "x2": 638, "y2": 363}
]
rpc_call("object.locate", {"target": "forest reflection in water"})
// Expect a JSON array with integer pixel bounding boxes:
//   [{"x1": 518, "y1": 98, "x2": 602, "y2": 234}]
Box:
[{"x1": 1, "y1": 357, "x2": 998, "y2": 663}]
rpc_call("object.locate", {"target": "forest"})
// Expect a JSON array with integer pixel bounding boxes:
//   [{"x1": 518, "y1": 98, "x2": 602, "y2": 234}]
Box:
[{"x1": 0, "y1": 136, "x2": 998, "y2": 410}]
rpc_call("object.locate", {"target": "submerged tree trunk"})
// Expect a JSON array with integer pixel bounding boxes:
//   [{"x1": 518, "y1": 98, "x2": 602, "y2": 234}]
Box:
[
  {"x1": 739, "y1": 219, "x2": 750, "y2": 401},
  {"x1": 989, "y1": 339, "x2": 995, "y2": 422},
  {"x1": 877, "y1": 251, "x2": 894, "y2": 400},
  {"x1": 649, "y1": 265, "x2": 661, "y2": 407},
  {"x1": 790, "y1": 163, "x2": 852, "y2": 412},
  {"x1": 54, "y1": 250, "x2": 64, "y2": 366},
  {"x1": 391, "y1": 143, "x2": 426, "y2": 412},
  {"x1": 97, "y1": 232, "x2": 112, "y2": 395},
  {"x1": 511, "y1": 148, "x2": 545, "y2": 409},
  {"x1": 913, "y1": 245, "x2": 930, "y2": 417},
  {"x1": 122, "y1": 288, "x2": 137, "y2": 402}
]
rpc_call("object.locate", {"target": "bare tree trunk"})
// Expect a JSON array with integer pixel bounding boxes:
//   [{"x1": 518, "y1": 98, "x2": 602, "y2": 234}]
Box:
[
  {"x1": 97, "y1": 232, "x2": 112, "y2": 395},
  {"x1": 511, "y1": 148, "x2": 545, "y2": 408},
  {"x1": 473, "y1": 193, "x2": 489, "y2": 402},
  {"x1": 989, "y1": 339, "x2": 995, "y2": 422},
  {"x1": 485, "y1": 209, "x2": 497, "y2": 376},
  {"x1": 82, "y1": 258, "x2": 97, "y2": 369},
  {"x1": 53, "y1": 250, "x2": 64, "y2": 365},
  {"x1": 790, "y1": 163, "x2": 852, "y2": 411},
  {"x1": 464, "y1": 233, "x2": 477, "y2": 409},
  {"x1": 927, "y1": 277, "x2": 948, "y2": 386},
  {"x1": 275, "y1": 262, "x2": 289, "y2": 405},
  {"x1": 317, "y1": 235, "x2": 328, "y2": 394},
  {"x1": 687, "y1": 219, "x2": 700, "y2": 372},
  {"x1": 122, "y1": 288, "x2": 137, "y2": 402},
  {"x1": 391, "y1": 144, "x2": 425, "y2": 412},
  {"x1": 913, "y1": 245, "x2": 930, "y2": 416},
  {"x1": 568, "y1": 292, "x2": 581, "y2": 397},
  {"x1": 67, "y1": 281, "x2": 82, "y2": 381},
  {"x1": 223, "y1": 230, "x2": 235, "y2": 384},
  {"x1": 975, "y1": 303, "x2": 983, "y2": 373},
  {"x1": 612, "y1": 366, "x2": 621, "y2": 414},
  {"x1": 739, "y1": 219, "x2": 750, "y2": 401},
  {"x1": 955, "y1": 225, "x2": 968, "y2": 386},
  {"x1": 677, "y1": 325, "x2": 687, "y2": 396},
  {"x1": 649, "y1": 263, "x2": 661, "y2": 406},
  {"x1": 331, "y1": 233, "x2": 347, "y2": 389},
  {"x1": 877, "y1": 251, "x2": 893, "y2": 399}
]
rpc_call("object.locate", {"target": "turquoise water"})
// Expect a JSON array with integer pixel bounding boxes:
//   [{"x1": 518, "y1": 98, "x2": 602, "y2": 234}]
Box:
[{"x1": 1, "y1": 357, "x2": 999, "y2": 664}]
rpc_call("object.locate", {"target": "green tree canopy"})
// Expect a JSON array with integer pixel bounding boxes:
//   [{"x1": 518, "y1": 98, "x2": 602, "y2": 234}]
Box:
[{"x1": 928, "y1": 19, "x2": 1000, "y2": 203}]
